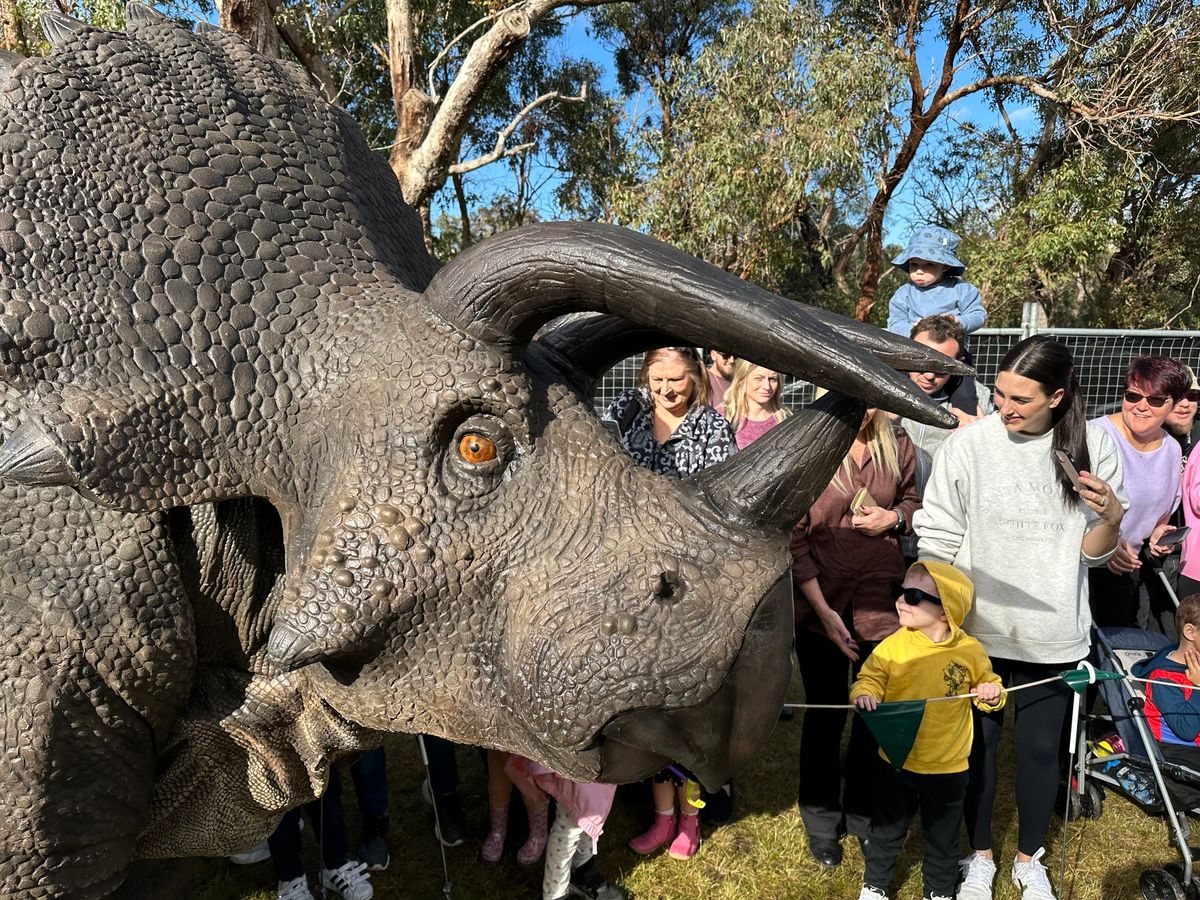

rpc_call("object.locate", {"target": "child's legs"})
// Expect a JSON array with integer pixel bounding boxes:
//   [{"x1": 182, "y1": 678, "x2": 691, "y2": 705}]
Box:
[
  {"x1": 916, "y1": 771, "x2": 970, "y2": 896},
  {"x1": 312, "y1": 767, "x2": 350, "y2": 871},
  {"x1": 964, "y1": 667, "x2": 1008, "y2": 851},
  {"x1": 1160, "y1": 744, "x2": 1200, "y2": 811},
  {"x1": 350, "y1": 747, "x2": 389, "y2": 819},
  {"x1": 863, "y1": 766, "x2": 919, "y2": 891},
  {"x1": 542, "y1": 809, "x2": 587, "y2": 900},
  {"x1": 677, "y1": 782, "x2": 697, "y2": 819},
  {"x1": 651, "y1": 775, "x2": 676, "y2": 813},
  {"x1": 268, "y1": 807, "x2": 306, "y2": 882},
  {"x1": 487, "y1": 749, "x2": 513, "y2": 808}
]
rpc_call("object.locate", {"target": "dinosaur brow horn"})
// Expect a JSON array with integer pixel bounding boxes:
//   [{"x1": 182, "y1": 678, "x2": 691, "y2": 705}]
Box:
[{"x1": 423, "y1": 221, "x2": 958, "y2": 427}]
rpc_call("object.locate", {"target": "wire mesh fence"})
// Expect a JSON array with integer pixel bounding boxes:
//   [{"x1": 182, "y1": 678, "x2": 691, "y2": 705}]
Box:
[{"x1": 593, "y1": 329, "x2": 1200, "y2": 420}]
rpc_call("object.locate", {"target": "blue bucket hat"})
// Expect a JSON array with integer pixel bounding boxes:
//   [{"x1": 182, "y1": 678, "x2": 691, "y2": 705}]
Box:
[{"x1": 892, "y1": 225, "x2": 966, "y2": 276}]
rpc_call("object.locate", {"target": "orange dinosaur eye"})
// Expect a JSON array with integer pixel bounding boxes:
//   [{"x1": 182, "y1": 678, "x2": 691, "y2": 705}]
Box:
[{"x1": 458, "y1": 433, "x2": 496, "y2": 464}]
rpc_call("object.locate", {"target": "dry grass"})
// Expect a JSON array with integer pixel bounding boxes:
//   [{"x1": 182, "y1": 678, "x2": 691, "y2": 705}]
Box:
[{"x1": 195, "y1": 673, "x2": 1180, "y2": 900}]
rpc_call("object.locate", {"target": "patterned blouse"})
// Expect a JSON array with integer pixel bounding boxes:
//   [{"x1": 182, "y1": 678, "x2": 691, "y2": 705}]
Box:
[{"x1": 603, "y1": 388, "x2": 738, "y2": 478}]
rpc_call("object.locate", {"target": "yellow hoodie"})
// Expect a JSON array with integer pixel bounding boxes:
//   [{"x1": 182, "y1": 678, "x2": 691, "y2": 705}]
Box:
[{"x1": 850, "y1": 560, "x2": 1004, "y2": 775}]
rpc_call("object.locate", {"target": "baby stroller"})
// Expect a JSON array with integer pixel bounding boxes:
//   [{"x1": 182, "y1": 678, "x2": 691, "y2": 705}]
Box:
[{"x1": 1068, "y1": 626, "x2": 1200, "y2": 899}]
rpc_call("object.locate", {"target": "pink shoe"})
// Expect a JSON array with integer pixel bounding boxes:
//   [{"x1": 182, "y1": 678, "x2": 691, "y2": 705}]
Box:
[
  {"x1": 668, "y1": 813, "x2": 700, "y2": 860},
  {"x1": 481, "y1": 804, "x2": 508, "y2": 864},
  {"x1": 517, "y1": 803, "x2": 549, "y2": 866},
  {"x1": 629, "y1": 812, "x2": 676, "y2": 855}
]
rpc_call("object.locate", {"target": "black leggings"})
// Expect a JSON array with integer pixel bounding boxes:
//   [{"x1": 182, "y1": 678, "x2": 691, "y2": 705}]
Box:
[{"x1": 965, "y1": 657, "x2": 1077, "y2": 857}]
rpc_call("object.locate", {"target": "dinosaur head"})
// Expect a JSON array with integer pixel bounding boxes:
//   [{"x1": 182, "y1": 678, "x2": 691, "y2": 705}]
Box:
[{"x1": 0, "y1": 6, "x2": 969, "y2": 867}]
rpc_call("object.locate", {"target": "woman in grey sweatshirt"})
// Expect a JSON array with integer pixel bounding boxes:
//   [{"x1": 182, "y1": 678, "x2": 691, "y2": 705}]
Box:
[{"x1": 915, "y1": 336, "x2": 1126, "y2": 900}]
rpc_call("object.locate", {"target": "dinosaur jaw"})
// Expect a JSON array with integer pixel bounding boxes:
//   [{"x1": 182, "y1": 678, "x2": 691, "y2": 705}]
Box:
[{"x1": 595, "y1": 575, "x2": 794, "y2": 791}]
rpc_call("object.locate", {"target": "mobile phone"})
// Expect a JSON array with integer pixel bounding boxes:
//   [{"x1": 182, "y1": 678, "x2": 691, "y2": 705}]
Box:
[
  {"x1": 1053, "y1": 450, "x2": 1085, "y2": 491},
  {"x1": 1158, "y1": 526, "x2": 1191, "y2": 547}
]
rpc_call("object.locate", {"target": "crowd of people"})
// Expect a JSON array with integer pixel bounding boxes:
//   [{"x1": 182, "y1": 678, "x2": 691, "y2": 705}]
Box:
[{"x1": 230, "y1": 226, "x2": 1200, "y2": 900}]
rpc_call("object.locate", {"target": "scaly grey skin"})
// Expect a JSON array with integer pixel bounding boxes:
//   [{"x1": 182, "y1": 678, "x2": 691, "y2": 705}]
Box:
[{"x1": 0, "y1": 7, "x2": 970, "y2": 897}]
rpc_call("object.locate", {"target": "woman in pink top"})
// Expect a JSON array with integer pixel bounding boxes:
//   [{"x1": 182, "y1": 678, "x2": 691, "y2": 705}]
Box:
[
  {"x1": 1181, "y1": 450, "x2": 1200, "y2": 598},
  {"x1": 719, "y1": 360, "x2": 790, "y2": 448}
]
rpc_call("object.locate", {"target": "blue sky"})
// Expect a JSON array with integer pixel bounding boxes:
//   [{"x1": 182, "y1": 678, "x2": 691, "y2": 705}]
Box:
[{"x1": 447, "y1": 8, "x2": 1038, "y2": 246}]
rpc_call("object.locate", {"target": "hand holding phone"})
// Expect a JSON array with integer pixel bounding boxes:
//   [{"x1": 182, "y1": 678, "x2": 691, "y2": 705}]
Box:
[
  {"x1": 1053, "y1": 450, "x2": 1085, "y2": 492},
  {"x1": 1157, "y1": 526, "x2": 1190, "y2": 547}
]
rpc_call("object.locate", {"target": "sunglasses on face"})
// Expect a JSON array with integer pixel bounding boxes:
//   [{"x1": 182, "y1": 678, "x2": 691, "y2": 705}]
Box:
[
  {"x1": 1124, "y1": 390, "x2": 1170, "y2": 408},
  {"x1": 1185, "y1": 389, "x2": 1200, "y2": 403},
  {"x1": 890, "y1": 582, "x2": 942, "y2": 607}
]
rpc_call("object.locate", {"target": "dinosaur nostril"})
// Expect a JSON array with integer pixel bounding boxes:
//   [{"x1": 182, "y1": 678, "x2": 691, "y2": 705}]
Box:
[{"x1": 653, "y1": 571, "x2": 685, "y2": 604}]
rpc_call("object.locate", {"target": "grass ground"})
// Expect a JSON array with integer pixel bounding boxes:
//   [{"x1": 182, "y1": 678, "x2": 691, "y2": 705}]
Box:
[{"x1": 195, "y1": 671, "x2": 1179, "y2": 900}]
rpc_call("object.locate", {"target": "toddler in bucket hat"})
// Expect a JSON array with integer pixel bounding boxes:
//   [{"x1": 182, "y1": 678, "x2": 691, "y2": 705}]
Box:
[
  {"x1": 886, "y1": 225, "x2": 987, "y2": 420},
  {"x1": 892, "y1": 225, "x2": 967, "y2": 277}
]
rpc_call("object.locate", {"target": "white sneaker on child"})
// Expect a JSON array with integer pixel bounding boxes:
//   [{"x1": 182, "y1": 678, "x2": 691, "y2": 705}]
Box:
[
  {"x1": 957, "y1": 852, "x2": 996, "y2": 900},
  {"x1": 857, "y1": 885, "x2": 889, "y2": 900},
  {"x1": 320, "y1": 860, "x2": 374, "y2": 900},
  {"x1": 1011, "y1": 848, "x2": 1056, "y2": 900},
  {"x1": 276, "y1": 876, "x2": 314, "y2": 900}
]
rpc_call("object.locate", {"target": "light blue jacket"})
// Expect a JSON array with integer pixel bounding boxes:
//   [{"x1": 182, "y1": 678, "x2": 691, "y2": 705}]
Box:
[{"x1": 886, "y1": 277, "x2": 986, "y2": 336}]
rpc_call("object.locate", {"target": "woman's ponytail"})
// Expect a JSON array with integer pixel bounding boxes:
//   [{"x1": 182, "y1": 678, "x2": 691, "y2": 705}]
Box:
[{"x1": 1051, "y1": 370, "x2": 1090, "y2": 505}]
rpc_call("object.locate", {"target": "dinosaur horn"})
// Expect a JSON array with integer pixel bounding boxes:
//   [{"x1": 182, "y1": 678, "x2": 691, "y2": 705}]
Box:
[
  {"x1": 686, "y1": 392, "x2": 863, "y2": 532},
  {"x1": 423, "y1": 222, "x2": 956, "y2": 427},
  {"x1": 40, "y1": 12, "x2": 88, "y2": 48},
  {"x1": 530, "y1": 313, "x2": 682, "y2": 395}
]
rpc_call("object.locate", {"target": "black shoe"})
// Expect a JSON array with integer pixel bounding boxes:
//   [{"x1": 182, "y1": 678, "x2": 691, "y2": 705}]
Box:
[
  {"x1": 421, "y1": 778, "x2": 466, "y2": 847},
  {"x1": 699, "y1": 781, "x2": 734, "y2": 826},
  {"x1": 567, "y1": 859, "x2": 628, "y2": 900},
  {"x1": 358, "y1": 815, "x2": 390, "y2": 871},
  {"x1": 809, "y1": 836, "x2": 843, "y2": 869}
]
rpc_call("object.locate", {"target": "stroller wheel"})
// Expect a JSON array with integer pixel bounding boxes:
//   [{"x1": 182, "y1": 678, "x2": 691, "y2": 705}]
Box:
[
  {"x1": 1141, "y1": 867, "x2": 1188, "y2": 900},
  {"x1": 1079, "y1": 781, "x2": 1104, "y2": 819},
  {"x1": 1059, "y1": 776, "x2": 1105, "y2": 821}
]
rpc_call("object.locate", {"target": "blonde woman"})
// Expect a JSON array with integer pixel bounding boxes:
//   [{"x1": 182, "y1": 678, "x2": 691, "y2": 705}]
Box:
[
  {"x1": 719, "y1": 360, "x2": 790, "y2": 450},
  {"x1": 789, "y1": 408, "x2": 920, "y2": 869}
]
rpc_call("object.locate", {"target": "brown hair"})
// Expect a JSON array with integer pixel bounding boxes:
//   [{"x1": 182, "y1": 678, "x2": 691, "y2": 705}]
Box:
[
  {"x1": 637, "y1": 347, "x2": 711, "y2": 408},
  {"x1": 1177, "y1": 594, "x2": 1200, "y2": 637},
  {"x1": 910, "y1": 314, "x2": 965, "y2": 352}
]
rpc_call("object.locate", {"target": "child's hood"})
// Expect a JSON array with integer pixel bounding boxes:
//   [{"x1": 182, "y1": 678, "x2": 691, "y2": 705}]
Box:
[
  {"x1": 917, "y1": 559, "x2": 974, "y2": 634},
  {"x1": 1132, "y1": 645, "x2": 1183, "y2": 678}
]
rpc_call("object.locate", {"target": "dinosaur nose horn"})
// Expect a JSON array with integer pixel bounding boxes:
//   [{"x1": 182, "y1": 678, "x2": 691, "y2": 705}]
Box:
[{"x1": 687, "y1": 392, "x2": 864, "y2": 532}]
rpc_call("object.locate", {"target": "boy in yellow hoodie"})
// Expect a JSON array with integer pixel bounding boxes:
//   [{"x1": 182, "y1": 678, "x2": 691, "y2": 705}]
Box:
[{"x1": 851, "y1": 560, "x2": 1004, "y2": 900}]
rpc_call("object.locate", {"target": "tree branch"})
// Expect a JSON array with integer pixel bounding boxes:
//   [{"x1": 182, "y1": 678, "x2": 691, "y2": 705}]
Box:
[{"x1": 449, "y1": 86, "x2": 588, "y2": 176}]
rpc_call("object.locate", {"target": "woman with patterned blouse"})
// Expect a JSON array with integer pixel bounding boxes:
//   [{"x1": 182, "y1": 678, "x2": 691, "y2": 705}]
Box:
[
  {"x1": 602, "y1": 347, "x2": 736, "y2": 862},
  {"x1": 603, "y1": 347, "x2": 737, "y2": 478}
]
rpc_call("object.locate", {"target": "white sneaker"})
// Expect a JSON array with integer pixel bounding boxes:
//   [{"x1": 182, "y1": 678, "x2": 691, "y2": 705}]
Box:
[
  {"x1": 276, "y1": 877, "x2": 314, "y2": 900},
  {"x1": 957, "y1": 852, "x2": 996, "y2": 900},
  {"x1": 230, "y1": 839, "x2": 270, "y2": 865},
  {"x1": 857, "y1": 885, "x2": 889, "y2": 900},
  {"x1": 1011, "y1": 848, "x2": 1056, "y2": 900},
  {"x1": 320, "y1": 860, "x2": 374, "y2": 900}
]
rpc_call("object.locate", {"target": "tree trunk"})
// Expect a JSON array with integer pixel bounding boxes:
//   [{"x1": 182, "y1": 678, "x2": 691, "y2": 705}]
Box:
[
  {"x1": 218, "y1": 0, "x2": 279, "y2": 57},
  {"x1": 452, "y1": 172, "x2": 472, "y2": 248},
  {"x1": 0, "y1": 0, "x2": 23, "y2": 55},
  {"x1": 852, "y1": 220, "x2": 885, "y2": 322},
  {"x1": 386, "y1": 0, "x2": 436, "y2": 193}
]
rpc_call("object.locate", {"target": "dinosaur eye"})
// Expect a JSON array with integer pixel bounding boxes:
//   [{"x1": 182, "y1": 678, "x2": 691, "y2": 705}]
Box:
[
  {"x1": 442, "y1": 414, "x2": 514, "y2": 502},
  {"x1": 458, "y1": 433, "x2": 496, "y2": 464}
]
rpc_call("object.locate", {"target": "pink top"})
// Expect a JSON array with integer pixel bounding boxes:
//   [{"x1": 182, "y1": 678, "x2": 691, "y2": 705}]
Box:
[
  {"x1": 734, "y1": 415, "x2": 779, "y2": 449},
  {"x1": 505, "y1": 755, "x2": 617, "y2": 849},
  {"x1": 1182, "y1": 451, "x2": 1200, "y2": 581}
]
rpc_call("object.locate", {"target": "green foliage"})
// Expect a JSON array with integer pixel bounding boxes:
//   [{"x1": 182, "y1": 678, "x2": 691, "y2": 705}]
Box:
[{"x1": 606, "y1": 0, "x2": 904, "y2": 294}]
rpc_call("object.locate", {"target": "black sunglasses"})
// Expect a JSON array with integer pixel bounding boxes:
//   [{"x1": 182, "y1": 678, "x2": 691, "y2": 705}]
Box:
[
  {"x1": 1185, "y1": 389, "x2": 1200, "y2": 403},
  {"x1": 1124, "y1": 390, "x2": 1171, "y2": 408},
  {"x1": 890, "y1": 582, "x2": 942, "y2": 607}
]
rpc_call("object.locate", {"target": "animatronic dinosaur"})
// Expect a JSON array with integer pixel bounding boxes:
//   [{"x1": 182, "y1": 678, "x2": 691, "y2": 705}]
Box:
[{"x1": 0, "y1": 7, "x2": 966, "y2": 897}]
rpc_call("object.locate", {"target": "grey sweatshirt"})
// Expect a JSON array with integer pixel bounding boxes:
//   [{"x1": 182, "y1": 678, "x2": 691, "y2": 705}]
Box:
[{"x1": 915, "y1": 414, "x2": 1127, "y2": 664}]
